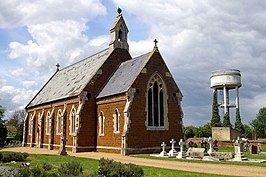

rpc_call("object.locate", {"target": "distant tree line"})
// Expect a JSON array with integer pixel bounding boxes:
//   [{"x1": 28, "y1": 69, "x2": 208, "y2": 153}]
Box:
[
  {"x1": 0, "y1": 105, "x2": 25, "y2": 147},
  {"x1": 185, "y1": 106, "x2": 266, "y2": 140}
]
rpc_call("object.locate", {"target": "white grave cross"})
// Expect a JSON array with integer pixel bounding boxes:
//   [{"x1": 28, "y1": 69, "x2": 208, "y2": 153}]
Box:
[
  {"x1": 179, "y1": 139, "x2": 185, "y2": 152},
  {"x1": 159, "y1": 142, "x2": 167, "y2": 156},
  {"x1": 170, "y1": 139, "x2": 176, "y2": 150},
  {"x1": 207, "y1": 136, "x2": 213, "y2": 154}
]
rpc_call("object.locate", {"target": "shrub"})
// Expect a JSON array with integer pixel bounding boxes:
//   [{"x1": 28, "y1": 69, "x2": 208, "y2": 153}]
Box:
[
  {"x1": 0, "y1": 166, "x2": 20, "y2": 177},
  {"x1": 30, "y1": 166, "x2": 46, "y2": 177},
  {"x1": 0, "y1": 152, "x2": 2, "y2": 161},
  {"x1": 58, "y1": 161, "x2": 83, "y2": 177},
  {"x1": 19, "y1": 167, "x2": 31, "y2": 177},
  {"x1": 1, "y1": 152, "x2": 29, "y2": 163},
  {"x1": 43, "y1": 162, "x2": 53, "y2": 171},
  {"x1": 98, "y1": 158, "x2": 144, "y2": 177}
]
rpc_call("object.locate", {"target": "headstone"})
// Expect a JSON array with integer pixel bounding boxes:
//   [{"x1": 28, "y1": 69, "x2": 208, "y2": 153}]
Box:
[
  {"x1": 58, "y1": 135, "x2": 68, "y2": 155},
  {"x1": 159, "y1": 142, "x2": 168, "y2": 156},
  {"x1": 186, "y1": 147, "x2": 206, "y2": 158},
  {"x1": 168, "y1": 139, "x2": 177, "y2": 157},
  {"x1": 233, "y1": 137, "x2": 247, "y2": 161},
  {"x1": 249, "y1": 145, "x2": 258, "y2": 154},
  {"x1": 207, "y1": 137, "x2": 214, "y2": 155},
  {"x1": 177, "y1": 139, "x2": 186, "y2": 159}
]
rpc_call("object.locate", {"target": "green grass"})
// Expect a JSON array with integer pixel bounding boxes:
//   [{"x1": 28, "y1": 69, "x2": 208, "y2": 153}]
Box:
[{"x1": 0, "y1": 152, "x2": 234, "y2": 177}]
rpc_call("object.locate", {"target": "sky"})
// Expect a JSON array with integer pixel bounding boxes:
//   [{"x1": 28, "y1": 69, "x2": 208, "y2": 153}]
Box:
[{"x1": 0, "y1": 0, "x2": 266, "y2": 126}]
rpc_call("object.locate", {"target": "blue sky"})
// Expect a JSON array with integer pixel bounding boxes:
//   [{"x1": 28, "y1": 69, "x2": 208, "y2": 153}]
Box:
[{"x1": 1, "y1": 0, "x2": 266, "y2": 126}]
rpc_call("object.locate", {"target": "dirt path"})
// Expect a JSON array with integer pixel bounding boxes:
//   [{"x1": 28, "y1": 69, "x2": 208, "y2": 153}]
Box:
[{"x1": 1, "y1": 147, "x2": 266, "y2": 177}]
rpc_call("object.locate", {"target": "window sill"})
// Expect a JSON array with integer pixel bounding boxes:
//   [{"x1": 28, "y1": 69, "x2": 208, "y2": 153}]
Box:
[{"x1": 147, "y1": 126, "x2": 167, "y2": 131}]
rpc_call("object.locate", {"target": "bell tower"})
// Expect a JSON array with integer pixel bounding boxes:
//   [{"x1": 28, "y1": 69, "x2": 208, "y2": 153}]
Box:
[{"x1": 109, "y1": 8, "x2": 129, "y2": 51}]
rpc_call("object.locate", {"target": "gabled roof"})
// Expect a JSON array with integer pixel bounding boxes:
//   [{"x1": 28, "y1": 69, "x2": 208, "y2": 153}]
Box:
[
  {"x1": 97, "y1": 52, "x2": 152, "y2": 99},
  {"x1": 27, "y1": 48, "x2": 111, "y2": 108},
  {"x1": 110, "y1": 14, "x2": 129, "y2": 32}
]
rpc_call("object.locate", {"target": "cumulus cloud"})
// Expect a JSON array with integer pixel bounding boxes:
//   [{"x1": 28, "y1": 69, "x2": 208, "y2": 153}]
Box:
[
  {"x1": 0, "y1": 0, "x2": 106, "y2": 28},
  {"x1": 22, "y1": 81, "x2": 38, "y2": 89},
  {"x1": 114, "y1": 0, "x2": 266, "y2": 125}
]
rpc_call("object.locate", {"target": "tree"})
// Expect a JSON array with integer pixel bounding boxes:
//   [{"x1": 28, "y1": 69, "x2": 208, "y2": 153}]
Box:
[
  {"x1": 0, "y1": 105, "x2": 7, "y2": 147},
  {"x1": 184, "y1": 126, "x2": 197, "y2": 139},
  {"x1": 242, "y1": 124, "x2": 253, "y2": 139},
  {"x1": 250, "y1": 107, "x2": 266, "y2": 138},
  {"x1": 197, "y1": 122, "x2": 212, "y2": 137},
  {"x1": 211, "y1": 90, "x2": 221, "y2": 127},
  {"x1": 6, "y1": 110, "x2": 25, "y2": 141},
  {"x1": 235, "y1": 108, "x2": 244, "y2": 133},
  {"x1": 223, "y1": 112, "x2": 232, "y2": 127}
]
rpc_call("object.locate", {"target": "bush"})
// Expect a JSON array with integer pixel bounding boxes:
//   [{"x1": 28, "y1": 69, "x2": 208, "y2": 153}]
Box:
[
  {"x1": 30, "y1": 166, "x2": 46, "y2": 177},
  {"x1": 58, "y1": 161, "x2": 83, "y2": 177},
  {"x1": 0, "y1": 152, "x2": 2, "y2": 161},
  {"x1": 19, "y1": 167, "x2": 31, "y2": 177},
  {"x1": 0, "y1": 166, "x2": 20, "y2": 177},
  {"x1": 43, "y1": 162, "x2": 53, "y2": 171},
  {"x1": 0, "y1": 152, "x2": 29, "y2": 163},
  {"x1": 98, "y1": 158, "x2": 144, "y2": 177}
]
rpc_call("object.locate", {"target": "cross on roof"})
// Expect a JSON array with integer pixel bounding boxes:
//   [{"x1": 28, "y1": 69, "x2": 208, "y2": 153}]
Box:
[
  {"x1": 154, "y1": 39, "x2": 158, "y2": 47},
  {"x1": 56, "y1": 63, "x2": 60, "y2": 71}
]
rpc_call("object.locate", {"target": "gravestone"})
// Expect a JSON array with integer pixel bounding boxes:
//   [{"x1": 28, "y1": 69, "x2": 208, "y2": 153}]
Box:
[
  {"x1": 233, "y1": 137, "x2": 247, "y2": 161},
  {"x1": 187, "y1": 147, "x2": 206, "y2": 158},
  {"x1": 159, "y1": 142, "x2": 168, "y2": 156},
  {"x1": 207, "y1": 137, "x2": 214, "y2": 155},
  {"x1": 177, "y1": 139, "x2": 186, "y2": 159},
  {"x1": 168, "y1": 139, "x2": 178, "y2": 157},
  {"x1": 58, "y1": 135, "x2": 68, "y2": 155}
]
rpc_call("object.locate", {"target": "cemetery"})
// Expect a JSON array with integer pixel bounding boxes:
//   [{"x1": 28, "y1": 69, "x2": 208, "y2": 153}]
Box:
[{"x1": 150, "y1": 137, "x2": 266, "y2": 163}]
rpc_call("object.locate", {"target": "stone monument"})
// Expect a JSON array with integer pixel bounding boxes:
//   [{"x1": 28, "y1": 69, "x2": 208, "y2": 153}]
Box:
[
  {"x1": 233, "y1": 137, "x2": 247, "y2": 161},
  {"x1": 207, "y1": 137, "x2": 214, "y2": 155},
  {"x1": 176, "y1": 139, "x2": 186, "y2": 159},
  {"x1": 159, "y1": 142, "x2": 168, "y2": 156},
  {"x1": 168, "y1": 139, "x2": 177, "y2": 157}
]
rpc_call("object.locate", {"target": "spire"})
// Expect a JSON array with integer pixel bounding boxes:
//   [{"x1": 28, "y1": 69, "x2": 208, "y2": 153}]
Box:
[{"x1": 109, "y1": 8, "x2": 129, "y2": 51}]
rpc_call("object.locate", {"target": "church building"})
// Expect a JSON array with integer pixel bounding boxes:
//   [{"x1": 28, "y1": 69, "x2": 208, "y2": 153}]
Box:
[{"x1": 23, "y1": 9, "x2": 184, "y2": 155}]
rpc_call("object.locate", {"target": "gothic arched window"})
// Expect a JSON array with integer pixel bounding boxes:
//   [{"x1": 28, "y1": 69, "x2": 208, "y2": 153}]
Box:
[
  {"x1": 70, "y1": 106, "x2": 76, "y2": 135},
  {"x1": 46, "y1": 111, "x2": 51, "y2": 135},
  {"x1": 99, "y1": 112, "x2": 104, "y2": 136},
  {"x1": 56, "y1": 109, "x2": 63, "y2": 135},
  {"x1": 113, "y1": 109, "x2": 119, "y2": 133},
  {"x1": 147, "y1": 73, "x2": 168, "y2": 130},
  {"x1": 118, "y1": 29, "x2": 123, "y2": 41}
]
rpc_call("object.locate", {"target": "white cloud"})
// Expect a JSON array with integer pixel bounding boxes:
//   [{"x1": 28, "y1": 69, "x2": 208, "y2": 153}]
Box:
[
  {"x1": 22, "y1": 81, "x2": 38, "y2": 89},
  {"x1": 0, "y1": 0, "x2": 106, "y2": 28},
  {"x1": 88, "y1": 35, "x2": 109, "y2": 47},
  {"x1": 114, "y1": 0, "x2": 266, "y2": 125}
]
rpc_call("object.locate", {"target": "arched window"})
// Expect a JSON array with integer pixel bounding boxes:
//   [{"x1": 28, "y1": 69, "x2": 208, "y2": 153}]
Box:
[
  {"x1": 56, "y1": 109, "x2": 63, "y2": 135},
  {"x1": 147, "y1": 73, "x2": 167, "y2": 130},
  {"x1": 70, "y1": 107, "x2": 76, "y2": 135},
  {"x1": 118, "y1": 29, "x2": 123, "y2": 41},
  {"x1": 113, "y1": 109, "x2": 119, "y2": 133},
  {"x1": 46, "y1": 111, "x2": 51, "y2": 135},
  {"x1": 99, "y1": 112, "x2": 104, "y2": 136}
]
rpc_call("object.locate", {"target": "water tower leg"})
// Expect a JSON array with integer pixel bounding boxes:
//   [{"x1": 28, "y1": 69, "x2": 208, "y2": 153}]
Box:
[
  {"x1": 223, "y1": 86, "x2": 229, "y2": 114},
  {"x1": 235, "y1": 86, "x2": 239, "y2": 109}
]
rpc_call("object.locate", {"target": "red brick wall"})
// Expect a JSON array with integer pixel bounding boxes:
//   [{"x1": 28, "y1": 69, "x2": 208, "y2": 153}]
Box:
[
  {"x1": 96, "y1": 96, "x2": 126, "y2": 152},
  {"x1": 126, "y1": 50, "x2": 183, "y2": 153}
]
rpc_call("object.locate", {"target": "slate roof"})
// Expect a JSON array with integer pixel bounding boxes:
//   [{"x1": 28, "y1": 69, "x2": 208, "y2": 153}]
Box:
[
  {"x1": 27, "y1": 48, "x2": 111, "y2": 108},
  {"x1": 97, "y1": 52, "x2": 151, "y2": 99}
]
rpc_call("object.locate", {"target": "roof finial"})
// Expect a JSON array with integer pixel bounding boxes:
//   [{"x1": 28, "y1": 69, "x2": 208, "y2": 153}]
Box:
[
  {"x1": 154, "y1": 39, "x2": 158, "y2": 48},
  {"x1": 56, "y1": 63, "x2": 60, "y2": 71},
  {"x1": 117, "y1": 7, "x2": 122, "y2": 15}
]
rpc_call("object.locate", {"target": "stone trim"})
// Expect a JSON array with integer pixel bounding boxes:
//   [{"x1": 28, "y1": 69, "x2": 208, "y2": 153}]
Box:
[
  {"x1": 37, "y1": 109, "x2": 44, "y2": 147},
  {"x1": 29, "y1": 111, "x2": 36, "y2": 147},
  {"x1": 22, "y1": 112, "x2": 28, "y2": 146}
]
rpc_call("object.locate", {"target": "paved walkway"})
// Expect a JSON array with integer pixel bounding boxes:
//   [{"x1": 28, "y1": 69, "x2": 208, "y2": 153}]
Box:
[{"x1": 1, "y1": 147, "x2": 266, "y2": 177}]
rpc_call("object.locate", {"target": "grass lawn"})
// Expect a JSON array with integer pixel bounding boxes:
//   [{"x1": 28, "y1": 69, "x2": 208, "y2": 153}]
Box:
[{"x1": 0, "y1": 152, "x2": 233, "y2": 177}]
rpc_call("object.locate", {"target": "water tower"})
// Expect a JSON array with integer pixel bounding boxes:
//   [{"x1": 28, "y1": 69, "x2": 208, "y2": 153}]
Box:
[{"x1": 210, "y1": 69, "x2": 241, "y2": 115}]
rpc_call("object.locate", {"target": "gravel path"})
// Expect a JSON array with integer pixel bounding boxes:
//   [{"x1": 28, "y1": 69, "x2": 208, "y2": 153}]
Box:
[{"x1": 1, "y1": 147, "x2": 266, "y2": 177}]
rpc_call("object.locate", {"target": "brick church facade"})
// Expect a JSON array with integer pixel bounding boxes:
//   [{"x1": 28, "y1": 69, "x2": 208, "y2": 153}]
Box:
[{"x1": 22, "y1": 10, "x2": 184, "y2": 155}]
